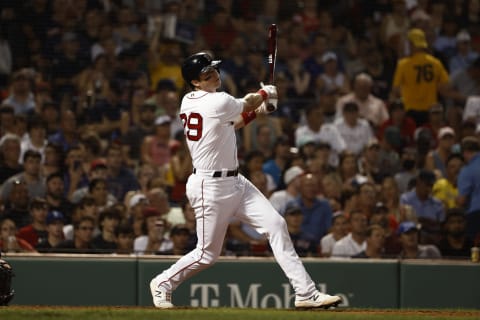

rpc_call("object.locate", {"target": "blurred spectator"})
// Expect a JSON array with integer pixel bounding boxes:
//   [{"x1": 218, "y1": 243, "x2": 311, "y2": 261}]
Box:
[
  {"x1": 0, "y1": 105, "x2": 16, "y2": 136},
  {"x1": 321, "y1": 172, "x2": 343, "y2": 212},
  {"x1": 114, "y1": 222, "x2": 134, "y2": 254},
  {"x1": 400, "y1": 170, "x2": 445, "y2": 244},
  {"x1": 141, "y1": 115, "x2": 174, "y2": 169},
  {"x1": 66, "y1": 195, "x2": 101, "y2": 239},
  {"x1": 292, "y1": 173, "x2": 333, "y2": 243},
  {"x1": 379, "y1": 0, "x2": 409, "y2": 49},
  {"x1": 336, "y1": 73, "x2": 389, "y2": 128},
  {"x1": 449, "y1": 30, "x2": 479, "y2": 74},
  {"x1": 0, "y1": 217, "x2": 36, "y2": 253},
  {"x1": 19, "y1": 116, "x2": 48, "y2": 164},
  {"x1": 377, "y1": 100, "x2": 416, "y2": 150},
  {"x1": 358, "y1": 139, "x2": 383, "y2": 184},
  {"x1": 179, "y1": 198, "x2": 197, "y2": 252},
  {"x1": 391, "y1": 28, "x2": 450, "y2": 126},
  {"x1": 320, "y1": 212, "x2": 349, "y2": 257},
  {"x1": 303, "y1": 33, "x2": 328, "y2": 85},
  {"x1": 356, "y1": 182, "x2": 378, "y2": 220},
  {"x1": 295, "y1": 103, "x2": 346, "y2": 167},
  {"x1": 121, "y1": 103, "x2": 156, "y2": 163},
  {"x1": 82, "y1": 79, "x2": 127, "y2": 141},
  {"x1": 157, "y1": 224, "x2": 191, "y2": 256},
  {"x1": 242, "y1": 114, "x2": 282, "y2": 160},
  {"x1": 463, "y1": 95, "x2": 480, "y2": 127},
  {"x1": 334, "y1": 102, "x2": 374, "y2": 155},
  {"x1": 352, "y1": 224, "x2": 386, "y2": 259},
  {"x1": 147, "y1": 187, "x2": 184, "y2": 227},
  {"x1": 377, "y1": 126, "x2": 402, "y2": 174},
  {"x1": 155, "y1": 89, "x2": 182, "y2": 139},
  {"x1": 70, "y1": 159, "x2": 115, "y2": 204},
  {"x1": 148, "y1": 39, "x2": 183, "y2": 93},
  {"x1": 169, "y1": 132, "x2": 192, "y2": 203},
  {"x1": 16, "y1": 197, "x2": 49, "y2": 247},
  {"x1": 315, "y1": 51, "x2": 350, "y2": 96},
  {"x1": 62, "y1": 146, "x2": 89, "y2": 201},
  {"x1": 201, "y1": 7, "x2": 237, "y2": 60},
  {"x1": 39, "y1": 102, "x2": 60, "y2": 137},
  {"x1": 44, "y1": 172, "x2": 74, "y2": 224},
  {"x1": 397, "y1": 221, "x2": 442, "y2": 259},
  {"x1": 48, "y1": 109, "x2": 80, "y2": 152},
  {"x1": 126, "y1": 192, "x2": 149, "y2": 238},
  {"x1": 283, "y1": 203, "x2": 317, "y2": 257},
  {"x1": 358, "y1": 43, "x2": 395, "y2": 102},
  {"x1": 331, "y1": 210, "x2": 368, "y2": 258},
  {"x1": 368, "y1": 204, "x2": 402, "y2": 256},
  {"x1": 380, "y1": 176, "x2": 416, "y2": 229},
  {"x1": 262, "y1": 136, "x2": 294, "y2": 190},
  {"x1": 425, "y1": 127, "x2": 456, "y2": 178},
  {"x1": 2, "y1": 70, "x2": 35, "y2": 115},
  {"x1": 394, "y1": 147, "x2": 418, "y2": 193},
  {"x1": 36, "y1": 210, "x2": 66, "y2": 253},
  {"x1": 1, "y1": 180, "x2": 30, "y2": 229},
  {"x1": 241, "y1": 151, "x2": 275, "y2": 194},
  {"x1": 416, "y1": 104, "x2": 447, "y2": 151},
  {"x1": 133, "y1": 163, "x2": 158, "y2": 196},
  {"x1": 1, "y1": 150, "x2": 45, "y2": 203},
  {"x1": 449, "y1": 56, "x2": 480, "y2": 104},
  {"x1": 42, "y1": 143, "x2": 62, "y2": 178},
  {"x1": 133, "y1": 208, "x2": 172, "y2": 255},
  {"x1": 88, "y1": 178, "x2": 117, "y2": 213},
  {"x1": 433, "y1": 154, "x2": 464, "y2": 209},
  {"x1": 55, "y1": 216, "x2": 97, "y2": 254},
  {"x1": 92, "y1": 207, "x2": 121, "y2": 253},
  {"x1": 0, "y1": 133, "x2": 22, "y2": 184},
  {"x1": 105, "y1": 144, "x2": 140, "y2": 202},
  {"x1": 456, "y1": 136, "x2": 480, "y2": 240},
  {"x1": 269, "y1": 166, "x2": 304, "y2": 215},
  {"x1": 338, "y1": 152, "x2": 361, "y2": 190},
  {"x1": 438, "y1": 208, "x2": 474, "y2": 259}
]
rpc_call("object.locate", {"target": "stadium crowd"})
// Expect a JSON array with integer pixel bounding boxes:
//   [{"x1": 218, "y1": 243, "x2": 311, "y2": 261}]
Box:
[{"x1": 0, "y1": 0, "x2": 479, "y2": 259}]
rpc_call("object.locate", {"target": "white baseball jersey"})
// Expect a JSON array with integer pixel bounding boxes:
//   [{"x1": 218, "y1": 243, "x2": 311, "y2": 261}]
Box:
[
  {"x1": 179, "y1": 90, "x2": 243, "y2": 170},
  {"x1": 152, "y1": 88, "x2": 320, "y2": 303}
]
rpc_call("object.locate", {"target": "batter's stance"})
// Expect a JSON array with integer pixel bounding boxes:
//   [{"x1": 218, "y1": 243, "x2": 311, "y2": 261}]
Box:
[{"x1": 150, "y1": 52, "x2": 341, "y2": 309}]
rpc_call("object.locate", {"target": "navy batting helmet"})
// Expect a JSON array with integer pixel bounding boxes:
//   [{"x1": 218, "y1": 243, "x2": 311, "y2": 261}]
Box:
[{"x1": 181, "y1": 52, "x2": 221, "y2": 87}]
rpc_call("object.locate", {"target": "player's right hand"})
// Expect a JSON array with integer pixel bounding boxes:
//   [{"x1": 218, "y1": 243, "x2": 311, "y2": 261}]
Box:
[{"x1": 256, "y1": 99, "x2": 277, "y2": 114}]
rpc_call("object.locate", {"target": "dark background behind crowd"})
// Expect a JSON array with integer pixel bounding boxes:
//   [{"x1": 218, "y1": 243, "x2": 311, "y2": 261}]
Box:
[{"x1": 0, "y1": 0, "x2": 479, "y2": 260}]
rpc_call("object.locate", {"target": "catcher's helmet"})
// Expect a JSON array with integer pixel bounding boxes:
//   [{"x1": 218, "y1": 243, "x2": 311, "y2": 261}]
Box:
[
  {"x1": 181, "y1": 52, "x2": 221, "y2": 87},
  {"x1": 0, "y1": 259, "x2": 14, "y2": 306}
]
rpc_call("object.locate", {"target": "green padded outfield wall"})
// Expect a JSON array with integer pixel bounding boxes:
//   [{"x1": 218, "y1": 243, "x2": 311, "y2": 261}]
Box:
[
  {"x1": 400, "y1": 260, "x2": 480, "y2": 309},
  {"x1": 138, "y1": 258, "x2": 399, "y2": 308},
  {"x1": 7, "y1": 256, "x2": 138, "y2": 306},
  {"x1": 5, "y1": 255, "x2": 480, "y2": 309}
]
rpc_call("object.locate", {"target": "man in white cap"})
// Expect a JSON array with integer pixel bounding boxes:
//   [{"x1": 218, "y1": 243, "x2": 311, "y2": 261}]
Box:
[{"x1": 269, "y1": 165, "x2": 305, "y2": 215}]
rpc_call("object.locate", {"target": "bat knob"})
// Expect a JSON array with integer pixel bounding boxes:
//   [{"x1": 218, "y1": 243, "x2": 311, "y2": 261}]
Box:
[{"x1": 266, "y1": 103, "x2": 276, "y2": 112}]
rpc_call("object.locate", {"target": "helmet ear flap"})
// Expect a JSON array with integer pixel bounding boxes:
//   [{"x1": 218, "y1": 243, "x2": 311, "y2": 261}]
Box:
[{"x1": 0, "y1": 259, "x2": 14, "y2": 306}]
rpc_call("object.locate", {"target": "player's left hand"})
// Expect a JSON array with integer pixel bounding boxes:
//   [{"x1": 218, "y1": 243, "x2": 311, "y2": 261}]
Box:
[{"x1": 259, "y1": 82, "x2": 278, "y2": 99}]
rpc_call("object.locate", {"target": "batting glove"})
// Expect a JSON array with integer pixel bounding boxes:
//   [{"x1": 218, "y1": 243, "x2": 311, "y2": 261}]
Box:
[
  {"x1": 258, "y1": 82, "x2": 278, "y2": 100},
  {"x1": 256, "y1": 99, "x2": 277, "y2": 114}
]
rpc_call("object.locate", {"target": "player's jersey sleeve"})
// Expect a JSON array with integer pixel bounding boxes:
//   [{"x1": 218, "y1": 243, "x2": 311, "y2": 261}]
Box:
[{"x1": 212, "y1": 92, "x2": 244, "y2": 122}]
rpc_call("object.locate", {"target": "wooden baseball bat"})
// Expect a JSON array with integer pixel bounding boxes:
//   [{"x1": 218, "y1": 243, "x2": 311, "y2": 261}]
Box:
[{"x1": 267, "y1": 24, "x2": 277, "y2": 112}]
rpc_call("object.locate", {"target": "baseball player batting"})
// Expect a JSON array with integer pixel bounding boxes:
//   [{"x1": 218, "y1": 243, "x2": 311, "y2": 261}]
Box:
[{"x1": 149, "y1": 52, "x2": 341, "y2": 309}]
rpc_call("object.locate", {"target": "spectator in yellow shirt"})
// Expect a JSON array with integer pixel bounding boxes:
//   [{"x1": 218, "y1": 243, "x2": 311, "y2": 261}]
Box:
[
  {"x1": 433, "y1": 154, "x2": 464, "y2": 209},
  {"x1": 391, "y1": 28, "x2": 449, "y2": 126}
]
